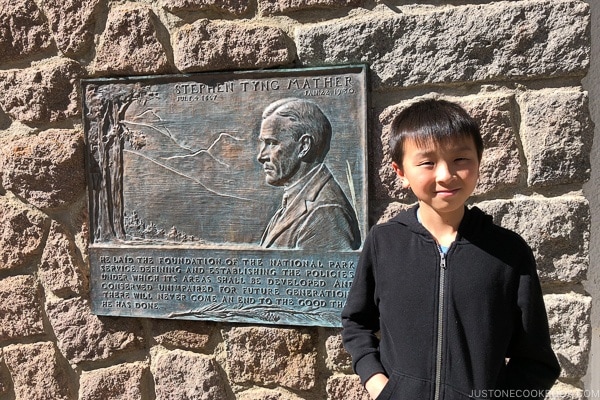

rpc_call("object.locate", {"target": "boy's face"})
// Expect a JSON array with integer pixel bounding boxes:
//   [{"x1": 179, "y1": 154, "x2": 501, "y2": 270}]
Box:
[{"x1": 392, "y1": 136, "x2": 480, "y2": 219}]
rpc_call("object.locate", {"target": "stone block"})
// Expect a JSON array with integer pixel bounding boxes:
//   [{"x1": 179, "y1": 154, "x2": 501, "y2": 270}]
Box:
[
  {"x1": 40, "y1": 221, "x2": 87, "y2": 297},
  {"x1": 519, "y1": 88, "x2": 593, "y2": 187},
  {"x1": 91, "y1": 5, "x2": 170, "y2": 75},
  {"x1": 296, "y1": 0, "x2": 590, "y2": 88},
  {"x1": 79, "y1": 362, "x2": 149, "y2": 400},
  {"x1": 0, "y1": 195, "x2": 49, "y2": 270},
  {"x1": 325, "y1": 333, "x2": 352, "y2": 373},
  {"x1": 478, "y1": 196, "x2": 589, "y2": 284},
  {"x1": 0, "y1": 0, "x2": 53, "y2": 61},
  {"x1": 0, "y1": 58, "x2": 83, "y2": 123},
  {"x1": 326, "y1": 374, "x2": 369, "y2": 400},
  {"x1": 151, "y1": 348, "x2": 227, "y2": 400},
  {"x1": 73, "y1": 201, "x2": 91, "y2": 265},
  {"x1": 3, "y1": 342, "x2": 72, "y2": 400},
  {"x1": 376, "y1": 94, "x2": 520, "y2": 201},
  {"x1": 237, "y1": 388, "x2": 305, "y2": 400},
  {"x1": 0, "y1": 129, "x2": 85, "y2": 210},
  {"x1": 258, "y1": 0, "x2": 363, "y2": 16},
  {"x1": 41, "y1": 0, "x2": 104, "y2": 57},
  {"x1": 547, "y1": 381, "x2": 585, "y2": 400},
  {"x1": 460, "y1": 93, "x2": 521, "y2": 195},
  {"x1": 545, "y1": 293, "x2": 591, "y2": 380},
  {"x1": 173, "y1": 19, "x2": 294, "y2": 72},
  {"x1": 160, "y1": 0, "x2": 251, "y2": 15},
  {"x1": 0, "y1": 275, "x2": 45, "y2": 342},
  {"x1": 46, "y1": 297, "x2": 145, "y2": 364},
  {"x1": 151, "y1": 319, "x2": 214, "y2": 351},
  {"x1": 224, "y1": 326, "x2": 317, "y2": 390}
]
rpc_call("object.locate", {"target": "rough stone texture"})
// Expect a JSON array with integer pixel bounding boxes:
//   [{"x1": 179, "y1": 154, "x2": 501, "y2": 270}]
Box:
[
  {"x1": 478, "y1": 197, "x2": 589, "y2": 284},
  {"x1": 46, "y1": 297, "x2": 145, "y2": 364},
  {"x1": 224, "y1": 326, "x2": 317, "y2": 390},
  {"x1": 296, "y1": 0, "x2": 590, "y2": 88},
  {"x1": 237, "y1": 388, "x2": 306, "y2": 400},
  {"x1": 376, "y1": 93, "x2": 520, "y2": 201},
  {"x1": 0, "y1": 0, "x2": 53, "y2": 61},
  {"x1": 375, "y1": 101, "x2": 419, "y2": 202},
  {"x1": 152, "y1": 349, "x2": 227, "y2": 400},
  {"x1": 41, "y1": 0, "x2": 104, "y2": 57},
  {"x1": 0, "y1": 275, "x2": 45, "y2": 342},
  {"x1": 79, "y1": 362, "x2": 149, "y2": 400},
  {"x1": 461, "y1": 93, "x2": 521, "y2": 195},
  {"x1": 74, "y1": 202, "x2": 91, "y2": 266},
  {"x1": 326, "y1": 374, "x2": 370, "y2": 400},
  {"x1": 519, "y1": 88, "x2": 593, "y2": 187},
  {"x1": 0, "y1": 58, "x2": 83, "y2": 123},
  {"x1": 545, "y1": 293, "x2": 591, "y2": 380},
  {"x1": 3, "y1": 342, "x2": 71, "y2": 400},
  {"x1": 0, "y1": 129, "x2": 85, "y2": 210},
  {"x1": 92, "y1": 5, "x2": 170, "y2": 76},
  {"x1": 161, "y1": 0, "x2": 251, "y2": 15},
  {"x1": 325, "y1": 333, "x2": 352, "y2": 373},
  {"x1": 152, "y1": 319, "x2": 214, "y2": 351},
  {"x1": 0, "y1": 195, "x2": 49, "y2": 270},
  {"x1": 546, "y1": 381, "x2": 586, "y2": 400},
  {"x1": 377, "y1": 201, "x2": 413, "y2": 224},
  {"x1": 39, "y1": 221, "x2": 87, "y2": 297},
  {"x1": 259, "y1": 0, "x2": 363, "y2": 16},
  {"x1": 173, "y1": 20, "x2": 294, "y2": 72}
]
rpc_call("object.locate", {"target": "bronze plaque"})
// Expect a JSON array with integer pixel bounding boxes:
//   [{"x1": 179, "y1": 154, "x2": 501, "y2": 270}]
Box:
[{"x1": 83, "y1": 65, "x2": 368, "y2": 327}]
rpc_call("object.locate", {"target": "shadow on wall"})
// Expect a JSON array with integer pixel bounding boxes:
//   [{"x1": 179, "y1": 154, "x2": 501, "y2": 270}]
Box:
[
  {"x1": 582, "y1": 0, "x2": 600, "y2": 393},
  {"x1": 0, "y1": 109, "x2": 11, "y2": 130}
]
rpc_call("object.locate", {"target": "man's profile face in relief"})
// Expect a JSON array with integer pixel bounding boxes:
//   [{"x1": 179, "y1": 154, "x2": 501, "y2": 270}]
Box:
[{"x1": 257, "y1": 116, "x2": 303, "y2": 187}]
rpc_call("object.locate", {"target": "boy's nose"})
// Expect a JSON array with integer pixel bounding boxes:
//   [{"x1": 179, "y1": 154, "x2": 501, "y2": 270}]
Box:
[{"x1": 435, "y1": 163, "x2": 454, "y2": 182}]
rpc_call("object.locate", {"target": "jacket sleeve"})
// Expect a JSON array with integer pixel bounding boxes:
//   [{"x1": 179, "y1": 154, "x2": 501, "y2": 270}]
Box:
[
  {"x1": 502, "y1": 245, "x2": 561, "y2": 396},
  {"x1": 341, "y1": 230, "x2": 387, "y2": 384}
]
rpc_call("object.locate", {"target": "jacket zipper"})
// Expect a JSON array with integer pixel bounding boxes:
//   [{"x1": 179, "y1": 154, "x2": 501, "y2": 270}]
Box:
[{"x1": 434, "y1": 249, "x2": 447, "y2": 400}]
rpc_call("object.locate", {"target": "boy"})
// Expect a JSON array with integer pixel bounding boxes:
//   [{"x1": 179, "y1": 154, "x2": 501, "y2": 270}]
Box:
[{"x1": 341, "y1": 99, "x2": 560, "y2": 400}]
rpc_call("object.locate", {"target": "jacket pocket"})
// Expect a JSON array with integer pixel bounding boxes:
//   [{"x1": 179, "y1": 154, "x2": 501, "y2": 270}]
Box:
[{"x1": 375, "y1": 372, "x2": 432, "y2": 400}]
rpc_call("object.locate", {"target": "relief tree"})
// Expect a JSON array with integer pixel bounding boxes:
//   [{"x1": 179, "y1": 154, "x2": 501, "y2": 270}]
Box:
[{"x1": 84, "y1": 83, "x2": 155, "y2": 242}]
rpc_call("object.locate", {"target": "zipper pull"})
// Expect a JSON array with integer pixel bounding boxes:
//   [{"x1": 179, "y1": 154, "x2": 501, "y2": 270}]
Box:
[{"x1": 440, "y1": 251, "x2": 447, "y2": 269}]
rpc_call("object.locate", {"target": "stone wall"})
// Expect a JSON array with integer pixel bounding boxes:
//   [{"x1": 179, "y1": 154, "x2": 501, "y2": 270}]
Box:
[{"x1": 0, "y1": 0, "x2": 593, "y2": 399}]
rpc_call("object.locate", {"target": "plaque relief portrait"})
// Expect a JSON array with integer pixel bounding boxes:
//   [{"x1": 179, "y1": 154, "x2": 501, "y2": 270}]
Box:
[
  {"x1": 83, "y1": 65, "x2": 369, "y2": 327},
  {"x1": 258, "y1": 98, "x2": 361, "y2": 251}
]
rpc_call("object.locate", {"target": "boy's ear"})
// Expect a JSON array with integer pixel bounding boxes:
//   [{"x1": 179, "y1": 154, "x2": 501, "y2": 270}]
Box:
[{"x1": 391, "y1": 162, "x2": 410, "y2": 189}]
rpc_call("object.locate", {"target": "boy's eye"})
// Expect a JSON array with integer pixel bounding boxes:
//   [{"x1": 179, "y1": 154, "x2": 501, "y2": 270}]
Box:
[{"x1": 417, "y1": 161, "x2": 434, "y2": 167}]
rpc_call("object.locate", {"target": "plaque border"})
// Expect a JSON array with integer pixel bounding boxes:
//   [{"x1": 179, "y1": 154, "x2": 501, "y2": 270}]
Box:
[{"x1": 83, "y1": 64, "x2": 370, "y2": 328}]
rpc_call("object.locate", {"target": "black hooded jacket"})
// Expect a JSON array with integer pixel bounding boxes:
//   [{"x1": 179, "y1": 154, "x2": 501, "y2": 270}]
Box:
[{"x1": 341, "y1": 206, "x2": 560, "y2": 400}]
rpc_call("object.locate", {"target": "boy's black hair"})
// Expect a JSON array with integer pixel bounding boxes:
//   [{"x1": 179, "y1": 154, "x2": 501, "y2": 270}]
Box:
[{"x1": 389, "y1": 99, "x2": 484, "y2": 165}]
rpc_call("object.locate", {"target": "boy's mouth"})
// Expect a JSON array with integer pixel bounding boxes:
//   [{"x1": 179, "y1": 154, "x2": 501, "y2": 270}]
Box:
[{"x1": 435, "y1": 188, "x2": 460, "y2": 196}]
